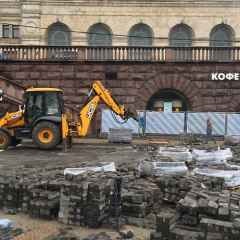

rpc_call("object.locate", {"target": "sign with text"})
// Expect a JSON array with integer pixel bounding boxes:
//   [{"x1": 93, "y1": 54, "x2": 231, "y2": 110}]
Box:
[
  {"x1": 164, "y1": 102, "x2": 172, "y2": 112},
  {"x1": 210, "y1": 73, "x2": 240, "y2": 81}
]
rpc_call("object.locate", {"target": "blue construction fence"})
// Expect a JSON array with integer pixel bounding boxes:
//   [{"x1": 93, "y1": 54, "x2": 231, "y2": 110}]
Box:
[{"x1": 101, "y1": 110, "x2": 240, "y2": 136}]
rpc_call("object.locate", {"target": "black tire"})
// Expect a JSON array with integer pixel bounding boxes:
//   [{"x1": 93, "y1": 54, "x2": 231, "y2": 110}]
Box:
[
  {"x1": 32, "y1": 121, "x2": 60, "y2": 150},
  {"x1": 0, "y1": 129, "x2": 11, "y2": 150}
]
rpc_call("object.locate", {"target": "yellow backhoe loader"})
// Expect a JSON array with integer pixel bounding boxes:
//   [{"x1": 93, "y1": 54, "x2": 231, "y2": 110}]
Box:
[{"x1": 0, "y1": 81, "x2": 137, "y2": 150}]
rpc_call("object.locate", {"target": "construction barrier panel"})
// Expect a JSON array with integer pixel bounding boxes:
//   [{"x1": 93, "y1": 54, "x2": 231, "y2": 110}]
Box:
[
  {"x1": 101, "y1": 110, "x2": 139, "y2": 134},
  {"x1": 187, "y1": 112, "x2": 226, "y2": 136},
  {"x1": 226, "y1": 114, "x2": 240, "y2": 135},
  {"x1": 101, "y1": 110, "x2": 240, "y2": 136},
  {"x1": 145, "y1": 111, "x2": 185, "y2": 134}
]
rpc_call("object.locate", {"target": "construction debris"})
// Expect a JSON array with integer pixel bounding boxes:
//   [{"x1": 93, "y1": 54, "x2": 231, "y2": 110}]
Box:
[{"x1": 2, "y1": 142, "x2": 240, "y2": 239}]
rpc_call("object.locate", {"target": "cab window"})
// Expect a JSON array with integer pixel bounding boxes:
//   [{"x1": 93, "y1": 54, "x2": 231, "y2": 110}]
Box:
[{"x1": 45, "y1": 93, "x2": 61, "y2": 115}]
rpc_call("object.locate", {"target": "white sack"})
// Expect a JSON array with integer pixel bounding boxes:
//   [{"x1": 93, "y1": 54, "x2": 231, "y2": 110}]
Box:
[{"x1": 64, "y1": 162, "x2": 116, "y2": 176}]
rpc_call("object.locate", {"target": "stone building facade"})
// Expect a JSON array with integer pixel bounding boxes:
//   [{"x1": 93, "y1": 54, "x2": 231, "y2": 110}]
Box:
[{"x1": 0, "y1": 0, "x2": 239, "y2": 47}]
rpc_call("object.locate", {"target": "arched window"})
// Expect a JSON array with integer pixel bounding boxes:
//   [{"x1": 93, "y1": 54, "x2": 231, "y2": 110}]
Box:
[
  {"x1": 168, "y1": 24, "x2": 193, "y2": 61},
  {"x1": 210, "y1": 24, "x2": 234, "y2": 47},
  {"x1": 210, "y1": 24, "x2": 234, "y2": 61},
  {"x1": 88, "y1": 23, "x2": 112, "y2": 46},
  {"x1": 47, "y1": 22, "x2": 71, "y2": 46},
  {"x1": 128, "y1": 23, "x2": 153, "y2": 46},
  {"x1": 169, "y1": 24, "x2": 193, "y2": 47}
]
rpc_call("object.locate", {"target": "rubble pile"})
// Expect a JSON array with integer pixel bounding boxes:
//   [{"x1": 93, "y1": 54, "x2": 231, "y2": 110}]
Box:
[{"x1": 59, "y1": 172, "x2": 121, "y2": 228}]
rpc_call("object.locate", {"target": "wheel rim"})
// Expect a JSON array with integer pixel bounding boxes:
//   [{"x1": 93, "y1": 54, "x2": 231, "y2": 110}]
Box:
[
  {"x1": 38, "y1": 129, "x2": 54, "y2": 144},
  {"x1": 0, "y1": 135, "x2": 6, "y2": 146}
]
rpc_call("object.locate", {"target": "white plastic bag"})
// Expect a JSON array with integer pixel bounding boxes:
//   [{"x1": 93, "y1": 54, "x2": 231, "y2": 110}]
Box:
[
  {"x1": 138, "y1": 160, "x2": 188, "y2": 176},
  {"x1": 64, "y1": 162, "x2": 116, "y2": 176},
  {"x1": 0, "y1": 219, "x2": 13, "y2": 229},
  {"x1": 192, "y1": 148, "x2": 233, "y2": 165},
  {"x1": 158, "y1": 146, "x2": 192, "y2": 162},
  {"x1": 193, "y1": 168, "x2": 240, "y2": 188}
]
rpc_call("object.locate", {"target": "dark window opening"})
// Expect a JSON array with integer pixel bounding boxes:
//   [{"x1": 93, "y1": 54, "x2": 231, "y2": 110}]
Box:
[
  {"x1": 105, "y1": 71, "x2": 117, "y2": 80},
  {"x1": 12, "y1": 25, "x2": 20, "y2": 38},
  {"x1": 2, "y1": 24, "x2": 10, "y2": 38},
  {"x1": 146, "y1": 89, "x2": 190, "y2": 112}
]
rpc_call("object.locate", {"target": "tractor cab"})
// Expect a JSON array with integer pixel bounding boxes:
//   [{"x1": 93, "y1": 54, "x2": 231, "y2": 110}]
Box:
[
  {"x1": 14, "y1": 88, "x2": 65, "y2": 148},
  {"x1": 24, "y1": 88, "x2": 64, "y2": 126}
]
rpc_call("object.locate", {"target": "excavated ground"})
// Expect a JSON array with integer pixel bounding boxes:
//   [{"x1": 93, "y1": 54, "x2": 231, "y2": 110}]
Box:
[
  {"x1": 1, "y1": 138, "x2": 239, "y2": 240},
  {"x1": 0, "y1": 139, "x2": 151, "y2": 240}
]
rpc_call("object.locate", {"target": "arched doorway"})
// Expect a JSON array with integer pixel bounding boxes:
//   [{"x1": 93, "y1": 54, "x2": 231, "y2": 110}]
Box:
[{"x1": 146, "y1": 89, "x2": 190, "y2": 112}]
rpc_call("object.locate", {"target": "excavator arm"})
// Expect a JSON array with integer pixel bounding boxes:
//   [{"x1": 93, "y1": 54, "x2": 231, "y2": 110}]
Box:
[{"x1": 76, "y1": 80, "x2": 137, "y2": 136}]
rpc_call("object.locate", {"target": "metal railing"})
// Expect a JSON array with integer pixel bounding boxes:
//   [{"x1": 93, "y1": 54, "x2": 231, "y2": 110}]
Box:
[{"x1": 0, "y1": 46, "x2": 240, "y2": 62}]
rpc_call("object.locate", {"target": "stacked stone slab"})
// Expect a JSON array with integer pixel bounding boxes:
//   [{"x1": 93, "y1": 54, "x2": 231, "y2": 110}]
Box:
[
  {"x1": 0, "y1": 172, "x2": 32, "y2": 214},
  {"x1": 0, "y1": 167, "x2": 64, "y2": 218},
  {"x1": 154, "y1": 175, "x2": 193, "y2": 204},
  {"x1": 29, "y1": 180, "x2": 61, "y2": 219},
  {"x1": 151, "y1": 188, "x2": 240, "y2": 240},
  {"x1": 150, "y1": 212, "x2": 177, "y2": 240},
  {"x1": 121, "y1": 178, "x2": 162, "y2": 228},
  {"x1": 177, "y1": 189, "x2": 240, "y2": 238},
  {"x1": 58, "y1": 172, "x2": 120, "y2": 227},
  {"x1": 108, "y1": 128, "x2": 132, "y2": 143}
]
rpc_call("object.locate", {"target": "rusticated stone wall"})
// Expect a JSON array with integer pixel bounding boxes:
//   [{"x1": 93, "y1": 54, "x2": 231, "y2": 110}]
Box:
[{"x1": 0, "y1": 61, "x2": 239, "y2": 115}]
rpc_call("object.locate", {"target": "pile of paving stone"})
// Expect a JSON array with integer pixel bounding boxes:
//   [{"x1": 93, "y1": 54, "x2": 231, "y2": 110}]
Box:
[
  {"x1": 108, "y1": 128, "x2": 132, "y2": 143},
  {"x1": 0, "y1": 167, "x2": 64, "y2": 216},
  {"x1": 150, "y1": 187, "x2": 240, "y2": 240},
  {"x1": 121, "y1": 178, "x2": 161, "y2": 228},
  {"x1": 177, "y1": 189, "x2": 231, "y2": 226},
  {"x1": 58, "y1": 171, "x2": 121, "y2": 228},
  {"x1": 0, "y1": 170, "x2": 39, "y2": 214},
  {"x1": 153, "y1": 175, "x2": 193, "y2": 204},
  {"x1": 29, "y1": 179, "x2": 62, "y2": 219}
]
